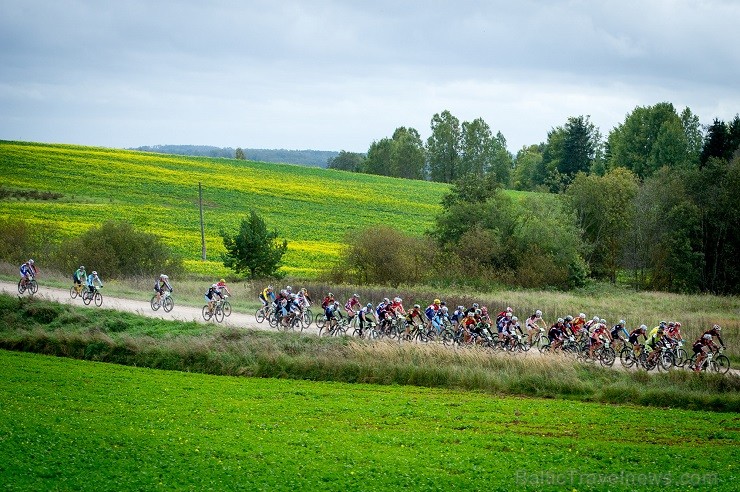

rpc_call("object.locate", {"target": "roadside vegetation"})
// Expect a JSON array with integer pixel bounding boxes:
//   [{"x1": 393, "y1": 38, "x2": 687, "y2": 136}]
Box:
[{"x1": 1, "y1": 294, "x2": 738, "y2": 413}]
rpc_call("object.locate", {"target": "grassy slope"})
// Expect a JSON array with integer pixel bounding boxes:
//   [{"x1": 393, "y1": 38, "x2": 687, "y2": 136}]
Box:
[
  {"x1": 1, "y1": 350, "x2": 737, "y2": 492},
  {"x1": 0, "y1": 140, "x2": 449, "y2": 276}
]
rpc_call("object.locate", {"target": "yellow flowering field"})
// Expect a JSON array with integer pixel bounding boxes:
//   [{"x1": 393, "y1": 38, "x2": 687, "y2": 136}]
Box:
[{"x1": 0, "y1": 140, "x2": 448, "y2": 276}]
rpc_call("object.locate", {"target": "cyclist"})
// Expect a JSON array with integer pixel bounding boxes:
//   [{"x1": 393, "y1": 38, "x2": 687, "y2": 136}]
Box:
[
  {"x1": 461, "y1": 310, "x2": 478, "y2": 343},
  {"x1": 259, "y1": 285, "x2": 275, "y2": 308},
  {"x1": 666, "y1": 321, "x2": 683, "y2": 342},
  {"x1": 205, "y1": 283, "x2": 218, "y2": 314},
  {"x1": 648, "y1": 321, "x2": 667, "y2": 339},
  {"x1": 73, "y1": 265, "x2": 86, "y2": 293},
  {"x1": 548, "y1": 319, "x2": 565, "y2": 351},
  {"x1": 357, "y1": 303, "x2": 374, "y2": 337},
  {"x1": 702, "y1": 324, "x2": 726, "y2": 351},
  {"x1": 424, "y1": 298, "x2": 442, "y2": 326},
  {"x1": 589, "y1": 320, "x2": 612, "y2": 359},
  {"x1": 325, "y1": 300, "x2": 343, "y2": 331},
  {"x1": 692, "y1": 332, "x2": 719, "y2": 372},
  {"x1": 644, "y1": 327, "x2": 666, "y2": 366},
  {"x1": 87, "y1": 270, "x2": 103, "y2": 292},
  {"x1": 404, "y1": 304, "x2": 425, "y2": 338},
  {"x1": 610, "y1": 320, "x2": 629, "y2": 348},
  {"x1": 154, "y1": 274, "x2": 173, "y2": 304},
  {"x1": 571, "y1": 313, "x2": 587, "y2": 339},
  {"x1": 216, "y1": 278, "x2": 232, "y2": 297},
  {"x1": 627, "y1": 325, "x2": 648, "y2": 354},
  {"x1": 19, "y1": 259, "x2": 37, "y2": 289},
  {"x1": 451, "y1": 305, "x2": 466, "y2": 330},
  {"x1": 525, "y1": 309, "x2": 546, "y2": 345},
  {"x1": 321, "y1": 292, "x2": 335, "y2": 311},
  {"x1": 431, "y1": 305, "x2": 449, "y2": 334},
  {"x1": 345, "y1": 293, "x2": 361, "y2": 323},
  {"x1": 390, "y1": 296, "x2": 405, "y2": 316}
]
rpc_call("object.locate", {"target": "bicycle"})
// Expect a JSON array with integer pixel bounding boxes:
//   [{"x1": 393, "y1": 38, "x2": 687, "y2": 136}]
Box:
[
  {"x1": 18, "y1": 277, "x2": 38, "y2": 296},
  {"x1": 255, "y1": 304, "x2": 275, "y2": 323},
  {"x1": 150, "y1": 290, "x2": 174, "y2": 312},
  {"x1": 82, "y1": 286, "x2": 103, "y2": 307},
  {"x1": 640, "y1": 344, "x2": 674, "y2": 372},
  {"x1": 619, "y1": 344, "x2": 642, "y2": 369},
  {"x1": 319, "y1": 315, "x2": 348, "y2": 337},
  {"x1": 70, "y1": 283, "x2": 85, "y2": 299},
  {"x1": 352, "y1": 317, "x2": 379, "y2": 339},
  {"x1": 688, "y1": 348, "x2": 730, "y2": 374},
  {"x1": 202, "y1": 299, "x2": 225, "y2": 322}
]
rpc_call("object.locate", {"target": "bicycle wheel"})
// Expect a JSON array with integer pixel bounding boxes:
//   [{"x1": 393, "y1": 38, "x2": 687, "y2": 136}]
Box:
[
  {"x1": 303, "y1": 309, "x2": 313, "y2": 329},
  {"x1": 600, "y1": 347, "x2": 616, "y2": 367},
  {"x1": 686, "y1": 353, "x2": 699, "y2": 371},
  {"x1": 202, "y1": 305, "x2": 212, "y2": 321},
  {"x1": 315, "y1": 312, "x2": 327, "y2": 330},
  {"x1": 619, "y1": 348, "x2": 635, "y2": 368},
  {"x1": 222, "y1": 300, "x2": 232, "y2": 317},
  {"x1": 82, "y1": 290, "x2": 93, "y2": 305},
  {"x1": 674, "y1": 348, "x2": 687, "y2": 367},
  {"x1": 163, "y1": 296, "x2": 174, "y2": 312},
  {"x1": 658, "y1": 351, "x2": 675, "y2": 372},
  {"x1": 214, "y1": 306, "x2": 225, "y2": 323},
  {"x1": 93, "y1": 291, "x2": 102, "y2": 307},
  {"x1": 150, "y1": 295, "x2": 161, "y2": 311},
  {"x1": 538, "y1": 340, "x2": 551, "y2": 353},
  {"x1": 268, "y1": 312, "x2": 279, "y2": 328},
  {"x1": 714, "y1": 355, "x2": 730, "y2": 374},
  {"x1": 17, "y1": 279, "x2": 26, "y2": 294},
  {"x1": 29, "y1": 280, "x2": 38, "y2": 294},
  {"x1": 255, "y1": 308, "x2": 266, "y2": 323}
]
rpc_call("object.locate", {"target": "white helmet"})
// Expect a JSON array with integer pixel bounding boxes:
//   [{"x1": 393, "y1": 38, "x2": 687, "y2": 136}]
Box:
[
  {"x1": 92, "y1": 271, "x2": 98, "y2": 276},
  {"x1": 512, "y1": 316, "x2": 518, "y2": 322},
  {"x1": 593, "y1": 316, "x2": 600, "y2": 322},
  {"x1": 28, "y1": 259, "x2": 34, "y2": 265},
  {"x1": 579, "y1": 313, "x2": 586, "y2": 319},
  {"x1": 703, "y1": 333, "x2": 713, "y2": 340},
  {"x1": 535, "y1": 310, "x2": 542, "y2": 317}
]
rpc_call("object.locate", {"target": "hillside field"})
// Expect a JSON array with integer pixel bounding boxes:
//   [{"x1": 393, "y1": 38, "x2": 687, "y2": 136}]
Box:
[
  {"x1": 2, "y1": 350, "x2": 737, "y2": 491},
  {"x1": 0, "y1": 140, "x2": 453, "y2": 277}
]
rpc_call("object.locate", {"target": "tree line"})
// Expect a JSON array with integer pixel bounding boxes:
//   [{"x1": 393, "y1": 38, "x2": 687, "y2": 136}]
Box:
[{"x1": 329, "y1": 103, "x2": 740, "y2": 295}]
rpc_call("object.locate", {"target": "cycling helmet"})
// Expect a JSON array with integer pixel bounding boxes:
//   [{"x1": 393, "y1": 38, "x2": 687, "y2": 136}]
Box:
[
  {"x1": 579, "y1": 313, "x2": 586, "y2": 319},
  {"x1": 334, "y1": 300, "x2": 340, "y2": 306},
  {"x1": 267, "y1": 285, "x2": 273, "y2": 290},
  {"x1": 535, "y1": 309, "x2": 542, "y2": 317},
  {"x1": 80, "y1": 265, "x2": 85, "y2": 270},
  {"x1": 592, "y1": 316, "x2": 599, "y2": 322},
  {"x1": 712, "y1": 324, "x2": 721, "y2": 331},
  {"x1": 667, "y1": 321, "x2": 675, "y2": 327},
  {"x1": 565, "y1": 315, "x2": 573, "y2": 322},
  {"x1": 28, "y1": 259, "x2": 34, "y2": 265},
  {"x1": 353, "y1": 293, "x2": 359, "y2": 298},
  {"x1": 600, "y1": 319, "x2": 606, "y2": 324},
  {"x1": 457, "y1": 306, "x2": 464, "y2": 311},
  {"x1": 506, "y1": 311, "x2": 512, "y2": 317},
  {"x1": 512, "y1": 316, "x2": 518, "y2": 322},
  {"x1": 557, "y1": 317, "x2": 564, "y2": 323},
  {"x1": 618, "y1": 320, "x2": 625, "y2": 326},
  {"x1": 92, "y1": 271, "x2": 98, "y2": 276},
  {"x1": 507, "y1": 306, "x2": 513, "y2": 312},
  {"x1": 639, "y1": 324, "x2": 647, "y2": 332},
  {"x1": 433, "y1": 298, "x2": 441, "y2": 304},
  {"x1": 327, "y1": 292, "x2": 334, "y2": 297},
  {"x1": 383, "y1": 298, "x2": 390, "y2": 303},
  {"x1": 475, "y1": 309, "x2": 482, "y2": 315},
  {"x1": 394, "y1": 297, "x2": 402, "y2": 302},
  {"x1": 366, "y1": 303, "x2": 372, "y2": 308},
  {"x1": 441, "y1": 306, "x2": 448, "y2": 313},
  {"x1": 472, "y1": 303, "x2": 479, "y2": 309},
  {"x1": 703, "y1": 333, "x2": 713, "y2": 340},
  {"x1": 211, "y1": 283, "x2": 217, "y2": 288},
  {"x1": 286, "y1": 286, "x2": 292, "y2": 291},
  {"x1": 659, "y1": 320, "x2": 666, "y2": 327},
  {"x1": 220, "y1": 278, "x2": 226, "y2": 283}
]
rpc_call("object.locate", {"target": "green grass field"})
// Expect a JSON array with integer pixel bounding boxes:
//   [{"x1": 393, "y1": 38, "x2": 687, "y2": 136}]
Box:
[
  {"x1": 0, "y1": 140, "x2": 450, "y2": 277},
  {"x1": 1, "y1": 350, "x2": 737, "y2": 491}
]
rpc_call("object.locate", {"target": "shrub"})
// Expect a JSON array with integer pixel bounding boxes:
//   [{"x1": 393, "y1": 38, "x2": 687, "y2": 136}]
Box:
[{"x1": 53, "y1": 221, "x2": 184, "y2": 278}]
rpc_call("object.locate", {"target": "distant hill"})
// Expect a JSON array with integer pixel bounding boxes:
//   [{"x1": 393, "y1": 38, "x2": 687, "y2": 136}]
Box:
[{"x1": 129, "y1": 145, "x2": 338, "y2": 168}]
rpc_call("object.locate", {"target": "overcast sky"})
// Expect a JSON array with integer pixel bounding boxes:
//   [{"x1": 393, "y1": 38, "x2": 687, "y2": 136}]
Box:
[{"x1": 1, "y1": 0, "x2": 739, "y2": 154}]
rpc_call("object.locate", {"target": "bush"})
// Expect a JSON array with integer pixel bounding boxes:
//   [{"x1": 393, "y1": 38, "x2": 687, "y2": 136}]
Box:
[{"x1": 53, "y1": 221, "x2": 184, "y2": 278}]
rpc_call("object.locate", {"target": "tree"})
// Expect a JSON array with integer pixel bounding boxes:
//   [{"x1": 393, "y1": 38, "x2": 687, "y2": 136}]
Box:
[
  {"x1": 327, "y1": 150, "x2": 365, "y2": 172},
  {"x1": 540, "y1": 115, "x2": 602, "y2": 191},
  {"x1": 220, "y1": 210, "x2": 288, "y2": 279},
  {"x1": 512, "y1": 145, "x2": 544, "y2": 191},
  {"x1": 363, "y1": 137, "x2": 394, "y2": 176},
  {"x1": 390, "y1": 127, "x2": 425, "y2": 179},
  {"x1": 426, "y1": 110, "x2": 461, "y2": 183},
  {"x1": 235, "y1": 148, "x2": 246, "y2": 160}
]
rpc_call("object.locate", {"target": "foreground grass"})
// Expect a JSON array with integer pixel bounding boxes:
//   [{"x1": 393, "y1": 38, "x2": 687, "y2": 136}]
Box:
[
  {"x1": 1, "y1": 350, "x2": 738, "y2": 491},
  {"x1": 1, "y1": 294, "x2": 738, "y2": 414}
]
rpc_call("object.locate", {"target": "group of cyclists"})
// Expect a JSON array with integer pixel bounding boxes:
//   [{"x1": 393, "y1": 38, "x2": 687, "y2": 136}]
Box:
[
  {"x1": 71, "y1": 265, "x2": 104, "y2": 295},
  {"x1": 258, "y1": 286, "x2": 730, "y2": 373}
]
